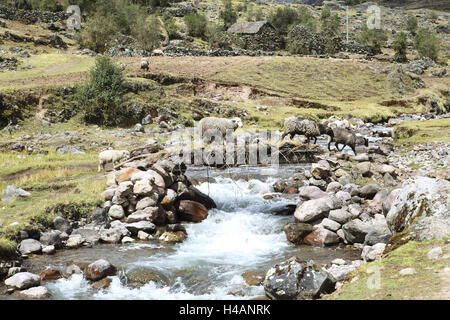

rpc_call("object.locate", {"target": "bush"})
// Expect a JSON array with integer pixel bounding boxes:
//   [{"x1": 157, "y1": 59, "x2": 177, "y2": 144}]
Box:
[
  {"x1": 219, "y1": 0, "x2": 237, "y2": 28},
  {"x1": 393, "y1": 32, "x2": 408, "y2": 63},
  {"x1": 76, "y1": 13, "x2": 120, "y2": 52},
  {"x1": 320, "y1": 7, "x2": 341, "y2": 35},
  {"x1": 28, "y1": 0, "x2": 62, "y2": 11},
  {"x1": 268, "y1": 7, "x2": 301, "y2": 34},
  {"x1": 414, "y1": 27, "x2": 441, "y2": 62},
  {"x1": 76, "y1": 56, "x2": 127, "y2": 126},
  {"x1": 132, "y1": 15, "x2": 162, "y2": 51},
  {"x1": 44, "y1": 201, "x2": 97, "y2": 221},
  {"x1": 206, "y1": 23, "x2": 242, "y2": 50},
  {"x1": 246, "y1": 3, "x2": 264, "y2": 22},
  {"x1": 406, "y1": 15, "x2": 418, "y2": 34},
  {"x1": 0, "y1": 238, "x2": 17, "y2": 258},
  {"x1": 162, "y1": 12, "x2": 179, "y2": 40},
  {"x1": 184, "y1": 13, "x2": 208, "y2": 38},
  {"x1": 356, "y1": 25, "x2": 387, "y2": 55}
]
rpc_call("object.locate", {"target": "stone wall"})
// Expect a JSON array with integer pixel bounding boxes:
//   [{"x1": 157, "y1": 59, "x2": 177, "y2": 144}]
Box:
[{"x1": 0, "y1": 5, "x2": 69, "y2": 24}]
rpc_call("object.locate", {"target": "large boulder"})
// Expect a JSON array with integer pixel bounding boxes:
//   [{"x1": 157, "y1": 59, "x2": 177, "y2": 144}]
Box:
[
  {"x1": 18, "y1": 239, "x2": 42, "y2": 255},
  {"x1": 386, "y1": 177, "x2": 450, "y2": 241},
  {"x1": 263, "y1": 257, "x2": 335, "y2": 300},
  {"x1": 294, "y1": 197, "x2": 340, "y2": 223},
  {"x1": 177, "y1": 200, "x2": 208, "y2": 222},
  {"x1": 53, "y1": 216, "x2": 72, "y2": 234},
  {"x1": 5, "y1": 272, "x2": 40, "y2": 290},
  {"x1": 85, "y1": 259, "x2": 116, "y2": 281},
  {"x1": 17, "y1": 286, "x2": 51, "y2": 299},
  {"x1": 299, "y1": 186, "x2": 328, "y2": 200},
  {"x1": 39, "y1": 231, "x2": 62, "y2": 249}
]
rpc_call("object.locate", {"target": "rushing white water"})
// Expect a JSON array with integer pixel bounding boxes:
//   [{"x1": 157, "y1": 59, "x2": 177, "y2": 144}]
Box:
[{"x1": 46, "y1": 176, "x2": 297, "y2": 300}]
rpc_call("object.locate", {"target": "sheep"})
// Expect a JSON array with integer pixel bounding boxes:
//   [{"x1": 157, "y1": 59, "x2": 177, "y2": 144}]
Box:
[
  {"x1": 327, "y1": 128, "x2": 368, "y2": 156},
  {"x1": 140, "y1": 59, "x2": 149, "y2": 71},
  {"x1": 98, "y1": 150, "x2": 130, "y2": 172},
  {"x1": 197, "y1": 117, "x2": 243, "y2": 143},
  {"x1": 282, "y1": 117, "x2": 331, "y2": 144}
]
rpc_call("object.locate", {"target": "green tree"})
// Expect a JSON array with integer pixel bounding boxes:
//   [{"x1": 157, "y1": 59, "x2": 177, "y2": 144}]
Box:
[
  {"x1": 76, "y1": 56, "x2": 127, "y2": 126},
  {"x1": 414, "y1": 27, "x2": 441, "y2": 62},
  {"x1": 184, "y1": 12, "x2": 208, "y2": 37},
  {"x1": 219, "y1": 0, "x2": 237, "y2": 29},
  {"x1": 406, "y1": 15, "x2": 418, "y2": 34},
  {"x1": 357, "y1": 25, "x2": 387, "y2": 55},
  {"x1": 393, "y1": 32, "x2": 408, "y2": 63},
  {"x1": 132, "y1": 15, "x2": 161, "y2": 51},
  {"x1": 162, "y1": 12, "x2": 179, "y2": 40}
]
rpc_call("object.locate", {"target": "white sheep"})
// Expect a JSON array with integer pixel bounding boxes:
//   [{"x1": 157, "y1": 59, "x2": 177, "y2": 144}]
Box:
[
  {"x1": 197, "y1": 117, "x2": 243, "y2": 143},
  {"x1": 140, "y1": 59, "x2": 149, "y2": 71},
  {"x1": 98, "y1": 150, "x2": 130, "y2": 172}
]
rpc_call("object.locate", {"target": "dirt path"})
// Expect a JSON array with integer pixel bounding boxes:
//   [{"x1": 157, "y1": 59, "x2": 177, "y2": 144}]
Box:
[{"x1": 0, "y1": 71, "x2": 88, "y2": 88}]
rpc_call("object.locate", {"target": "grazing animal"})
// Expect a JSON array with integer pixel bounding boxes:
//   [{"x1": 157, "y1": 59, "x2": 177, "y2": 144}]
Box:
[
  {"x1": 327, "y1": 128, "x2": 368, "y2": 155},
  {"x1": 197, "y1": 117, "x2": 243, "y2": 142},
  {"x1": 282, "y1": 117, "x2": 331, "y2": 144},
  {"x1": 140, "y1": 59, "x2": 149, "y2": 71},
  {"x1": 98, "y1": 150, "x2": 130, "y2": 172}
]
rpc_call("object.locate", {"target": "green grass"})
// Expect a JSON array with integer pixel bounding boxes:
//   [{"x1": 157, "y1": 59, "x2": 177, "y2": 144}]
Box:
[
  {"x1": 393, "y1": 118, "x2": 450, "y2": 146},
  {"x1": 327, "y1": 240, "x2": 450, "y2": 300},
  {"x1": 0, "y1": 53, "x2": 94, "y2": 89}
]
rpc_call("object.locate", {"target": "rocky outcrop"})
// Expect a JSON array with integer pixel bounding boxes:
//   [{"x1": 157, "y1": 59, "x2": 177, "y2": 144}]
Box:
[
  {"x1": 263, "y1": 257, "x2": 335, "y2": 300},
  {"x1": 0, "y1": 5, "x2": 69, "y2": 24},
  {"x1": 386, "y1": 176, "x2": 450, "y2": 242}
]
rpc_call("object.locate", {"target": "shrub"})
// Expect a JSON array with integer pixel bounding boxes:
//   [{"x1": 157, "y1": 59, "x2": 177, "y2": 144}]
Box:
[
  {"x1": 0, "y1": 238, "x2": 17, "y2": 258},
  {"x1": 393, "y1": 32, "x2": 408, "y2": 63},
  {"x1": 356, "y1": 25, "x2": 387, "y2": 55},
  {"x1": 269, "y1": 7, "x2": 300, "y2": 34},
  {"x1": 76, "y1": 56, "x2": 127, "y2": 126},
  {"x1": 406, "y1": 15, "x2": 418, "y2": 34},
  {"x1": 206, "y1": 23, "x2": 241, "y2": 50},
  {"x1": 414, "y1": 27, "x2": 441, "y2": 62},
  {"x1": 219, "y1": 0, "x2": 238, "y2": 29},
  {"x1": 44, "y1": 201, "x2": 98, "y2": 221},
  {"x1": 75, "y1": 13, "x2": 120, "y2": 52},
  {"x1": 132, "y1": 15, "x2": 162, "y2": 51},
  {"x1": 247, "y1": 3, "x2": 264, "y2": 22},
  {"x1": 320, "y1": 8, "x2": 341, "y2": 35},
  {"x1": 184, "y1": 13, "x2": 208, "y2": 37},
  {"x1": 28, "y1": 0, "x2": 62, "y2": 11},
  {"x1": 162, "y1": 12, "x2": 179, "y2": 40}
]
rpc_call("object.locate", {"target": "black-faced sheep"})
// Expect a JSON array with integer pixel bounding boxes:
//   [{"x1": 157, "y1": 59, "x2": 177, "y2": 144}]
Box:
[
  {"x1": 98, "y1": 150, "x2": 131, "y2": 172},
  {"x1": 282, "y1": 117, "x2": 331, "y2": 144},
  {"x1": 197, "y1": 117, "x2": 243, "y2": 143},
  {"x1": 327, "y1": 128, "x2": 368, "y2": 155}
]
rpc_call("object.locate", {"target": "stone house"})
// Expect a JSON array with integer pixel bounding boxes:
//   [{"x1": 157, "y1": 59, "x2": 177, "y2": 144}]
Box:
[{"x1": 228, "y1": 21, "x2": 283, "y2": 51}]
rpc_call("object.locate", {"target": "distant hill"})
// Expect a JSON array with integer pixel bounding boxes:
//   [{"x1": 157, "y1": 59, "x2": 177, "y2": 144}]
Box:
[{"x1": 376, "y1": 0, "x2": 449, "y2": 11}]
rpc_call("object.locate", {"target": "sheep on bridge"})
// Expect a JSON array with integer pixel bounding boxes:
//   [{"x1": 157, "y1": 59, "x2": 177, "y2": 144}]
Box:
[
  {"x1": 98, "y1": 149, "x2": 131, "y2": 172},
  {"x1": 282, "y1": 117, "x2": 332, "y2": 144},
  {"x1": 197, "y1": 117, "x2": 243, "y2": 143}
]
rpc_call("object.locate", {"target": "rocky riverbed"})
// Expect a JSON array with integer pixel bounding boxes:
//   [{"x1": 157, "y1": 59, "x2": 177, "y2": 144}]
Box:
[{"x1": 0, "y1": 114, "x2": 449, "y2": 300}]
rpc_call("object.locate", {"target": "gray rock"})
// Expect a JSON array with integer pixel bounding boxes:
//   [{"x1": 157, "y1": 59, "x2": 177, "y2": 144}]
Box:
[
  {"x1": 299, "y1": 186, "x2": 328, "y2": 200},
  {"x1": 90, "y1": 208, "x2": 108, "y2": 226},
  {"x1": 342, "y1": 219, "x2": 373, "y2": 244},
  {"x1": 53, "y1": 216, "x2": 72, "y2": 234},
  {"x1": 71, "y1": 228, "x2": 100, "y2": 245},
  {"x1": 39, "y1": 230, "x2": 62, "y2": 248},
  {"x1": 18, "y1": 239, "x2": 42, "y2": 255},
  {"x1": 263, "y1": 257, "x2": 335, "y2": 300},
  {"x1": 328, "y1": 209, "x2": 352, "y2": 224},
  {"x1": 65, "y1": 234, "x2": 84, "y2": 249},
  {"x1": 108, "y1": 204, "x2": 125, "y2": 219},
  {"x1": 5, "y1": 272, "x2": 40, "y2": 290},
  {"x1": 125, "y1": 221, "x2": 156, "y2": 236},
  {"x1": 361, "y1": 243, "x2": 386, "y2": 261},
  {"x1": 359, "y1": 184, "x2": 380, "y2": 199},
  {"x1": 321, "y1": 218, "x2": 341, "y2": 232},
  {"x1": 85, "y1": 259, "x2": 116, "y2": 281},
  {"x1": 99, "y1": 229, "x2": 123, "y2": 244},
  {"x1": 427, "y1": 247, "x2": 442, "y2": 260},
  {"x1": 386, "y1": 177, "x2": 450, "y2": 241},
  {"x1": 18, "y1": 286, "x2": 51, "y2": 299},
  {"x1": 2, "y1": 186, "x2": 31, "y2": 202},
  {"x1": 294, "y1": 197, "x2": 335, "y2": 223}
]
